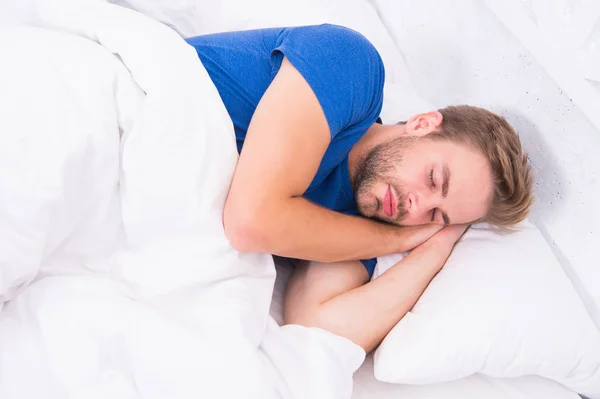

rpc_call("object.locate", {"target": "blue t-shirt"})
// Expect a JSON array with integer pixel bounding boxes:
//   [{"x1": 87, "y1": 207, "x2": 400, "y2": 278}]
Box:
[{"x1": 186, "y1": 24, "x2": 384, "y2": 276}]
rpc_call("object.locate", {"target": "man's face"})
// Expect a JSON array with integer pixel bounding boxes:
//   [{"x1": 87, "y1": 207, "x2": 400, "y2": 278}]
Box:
[{"x1": 354, "y1": 136, "x2": 493, "y2": 226}]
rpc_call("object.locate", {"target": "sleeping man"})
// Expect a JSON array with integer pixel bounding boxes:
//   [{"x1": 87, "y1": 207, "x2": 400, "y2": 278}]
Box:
[{"x1": 185, "y1": 24, "x2": 533, "y2": 353}]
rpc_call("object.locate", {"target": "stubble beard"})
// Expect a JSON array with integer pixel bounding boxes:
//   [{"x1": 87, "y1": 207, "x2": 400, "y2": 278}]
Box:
[{"x1": 353, "y1": 137, "x2": 416, "y2": 224}]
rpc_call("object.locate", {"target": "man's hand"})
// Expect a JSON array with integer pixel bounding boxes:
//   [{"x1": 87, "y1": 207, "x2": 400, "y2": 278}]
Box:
[
  {"x1": 284, "y1": 223, "x2": 470, "y2": 353},
  {"x1": 391, "y1": 224, "x2": 446, "y2": 253},
  {"x1": 416, "y1": 223, "x2": 469, "y2": 268},
  {"x1": 431, "y1": 223, "x2": 470, "y2": 246}
]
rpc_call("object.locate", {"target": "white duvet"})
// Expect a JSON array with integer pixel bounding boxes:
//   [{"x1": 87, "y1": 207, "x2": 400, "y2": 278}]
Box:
[{"x1": 0, "y1": 2, "x2": 364, "y2": 398}]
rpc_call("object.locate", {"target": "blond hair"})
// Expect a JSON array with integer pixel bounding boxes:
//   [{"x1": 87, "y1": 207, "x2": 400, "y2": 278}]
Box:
[{"x1": 428, "y1": 105, "x2": 533, "y2": 227}]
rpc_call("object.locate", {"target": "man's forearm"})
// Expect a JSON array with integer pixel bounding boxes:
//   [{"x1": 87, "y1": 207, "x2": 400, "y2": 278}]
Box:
[
  {"x1": 304, "y1": 236, "x2": 455, "y2": 353},
  {"x1": 226, "y1": 196, "x2": 441, "y2": 263}
]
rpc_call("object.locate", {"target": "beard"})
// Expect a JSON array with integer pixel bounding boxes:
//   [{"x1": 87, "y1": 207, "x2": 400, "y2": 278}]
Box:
[{"x1": 353, "y1": 136, "x2": 417, "y2": 223}]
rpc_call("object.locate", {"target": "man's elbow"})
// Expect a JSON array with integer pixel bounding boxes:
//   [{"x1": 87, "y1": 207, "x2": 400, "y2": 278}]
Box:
[{"x1": 223, "y1": 206, "x2": 271, "y2": 253}]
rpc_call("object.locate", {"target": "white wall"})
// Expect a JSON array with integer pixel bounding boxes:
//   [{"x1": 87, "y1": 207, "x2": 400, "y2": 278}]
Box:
[{"x1": 371, "y1": 0, "x2": 600, "y2": 325}]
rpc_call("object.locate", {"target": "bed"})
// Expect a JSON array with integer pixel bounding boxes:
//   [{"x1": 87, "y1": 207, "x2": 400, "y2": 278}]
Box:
[{"x1": 0, "y1": 0, "x2": 598, "y2": 398}]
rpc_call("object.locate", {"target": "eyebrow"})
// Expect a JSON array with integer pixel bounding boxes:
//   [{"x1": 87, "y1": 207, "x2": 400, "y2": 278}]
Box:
[
  {"x1": 442, "y1": 165, "x2": 451, "y2": 225},
  {"x1": 442, "y1": 164, "x2": 450, "y2": 198}
]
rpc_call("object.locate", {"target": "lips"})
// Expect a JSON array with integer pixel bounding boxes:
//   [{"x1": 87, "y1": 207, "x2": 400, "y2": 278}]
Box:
[{"x1": 383, "y1": 185, "x2": 397, "y2": 218}]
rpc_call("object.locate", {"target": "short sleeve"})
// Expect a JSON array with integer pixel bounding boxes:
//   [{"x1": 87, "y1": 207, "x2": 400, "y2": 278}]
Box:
[
  {"x1": 360, "y1": 258, "x2": 377, "y2": 278},
  {"x1": 271, "y1": 24, "x2": 385, "y2": 138}
]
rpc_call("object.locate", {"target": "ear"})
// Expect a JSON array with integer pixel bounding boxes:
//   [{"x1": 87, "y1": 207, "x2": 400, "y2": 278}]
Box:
[{"x1": 404, "y1": 111, "x2": 443, "y2": 136}]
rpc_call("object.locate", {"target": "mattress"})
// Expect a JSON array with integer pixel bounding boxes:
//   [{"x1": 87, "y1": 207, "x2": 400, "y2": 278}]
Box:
[{"x1": 353, "y1": 356, "x2": 579, "y2": 399}]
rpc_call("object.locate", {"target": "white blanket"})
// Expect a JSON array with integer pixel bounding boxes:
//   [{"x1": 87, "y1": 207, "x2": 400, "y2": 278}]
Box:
[{"x1": 0, "y1": 2, "x2": 365, "y2": 398}]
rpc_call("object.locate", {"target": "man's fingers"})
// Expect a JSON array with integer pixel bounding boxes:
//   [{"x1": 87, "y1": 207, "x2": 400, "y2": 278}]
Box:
[
  {"x1": 431, "y1": 223, "x2": 471, "y2": 246},
  {"x1": 397, "y1": 224, "x2": 444, "y2": 252}
]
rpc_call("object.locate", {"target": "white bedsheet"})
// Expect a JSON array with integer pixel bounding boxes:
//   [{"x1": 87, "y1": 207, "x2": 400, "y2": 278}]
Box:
[{"x1": 0, "y1": 1, "x2": 365, "y2": 398}]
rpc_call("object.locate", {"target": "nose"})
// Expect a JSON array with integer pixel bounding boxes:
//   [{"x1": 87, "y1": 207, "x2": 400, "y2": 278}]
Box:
[{"x1": 407, "y1": 191, "x2": 438, "y2": 222}]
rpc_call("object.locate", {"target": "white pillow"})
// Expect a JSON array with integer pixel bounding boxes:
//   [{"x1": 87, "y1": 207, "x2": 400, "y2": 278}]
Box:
[{"x1": 372, "y1": 221, "x2": 600, "y2": 398}]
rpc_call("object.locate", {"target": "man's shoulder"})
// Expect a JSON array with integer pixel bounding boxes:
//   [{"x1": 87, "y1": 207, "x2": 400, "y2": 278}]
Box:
[{"x1": 286, "y1": 24, "x2": 382, "y2": 61}]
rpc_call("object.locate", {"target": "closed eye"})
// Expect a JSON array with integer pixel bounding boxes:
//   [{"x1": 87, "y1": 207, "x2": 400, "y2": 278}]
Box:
[{"x1": 429, "y1": 168, "x2": 435, "y2": 188}]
